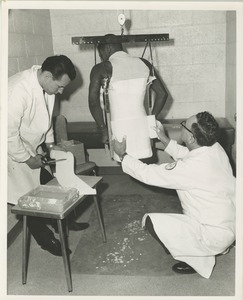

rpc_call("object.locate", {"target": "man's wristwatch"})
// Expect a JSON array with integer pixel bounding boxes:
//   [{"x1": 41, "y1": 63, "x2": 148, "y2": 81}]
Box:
[{"x1": 120, "y1": 152, "x2": 128, "y2": 162}]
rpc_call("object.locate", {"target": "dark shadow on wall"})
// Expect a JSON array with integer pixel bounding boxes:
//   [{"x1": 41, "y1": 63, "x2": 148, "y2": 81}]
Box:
[
  {"x1": 125, "y1": 19, "x2": 132, "y2": 34},
  {"x1": 53, "y1": 65, "x2": 83, "y2": 117}
]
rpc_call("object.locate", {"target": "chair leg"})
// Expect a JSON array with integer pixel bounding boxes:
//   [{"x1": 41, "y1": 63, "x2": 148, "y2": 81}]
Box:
[
  {"x1": 57, "y1": 219, "x2": 72, "y2": 292},
  {"x1": 22, "y1": 216, "x2": 28, "y2": 285},
  {"x1": 93, "y1": 195, "x2": 106, "y2": 243}
]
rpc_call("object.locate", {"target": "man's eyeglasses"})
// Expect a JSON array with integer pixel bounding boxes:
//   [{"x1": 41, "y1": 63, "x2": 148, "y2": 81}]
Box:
[{"x1": 180, "y1": 120, "x2": 194, "y2": 135}]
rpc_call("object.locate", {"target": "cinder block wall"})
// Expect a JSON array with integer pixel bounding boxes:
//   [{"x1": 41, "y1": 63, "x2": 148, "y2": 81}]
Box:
[
  {"x1": 225, "y1": 11, "x2": 236, "y2": 127},
  {"x1": 50, "y1": 10, "x2": 228, "y2": 122},
  {"x1": 7, "y1": 9, "x2": 236, "y2": 168},
  {"x1": 7, "y1": 9, "x2": 54, "y2": 233},
  {"x1": 225, "y1": 11, "x2": 236, "y2": 166},
  {"x1": 8, "y1": 9, "x2": 54, "y2": 77}
]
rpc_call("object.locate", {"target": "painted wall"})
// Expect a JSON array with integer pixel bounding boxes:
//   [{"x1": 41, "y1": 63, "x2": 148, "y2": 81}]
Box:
[
  {"x1": 8, "y1": 9, "x2": 54, "y2": 77},
  {"x1": 50, "y1": 10, "x2": 227, "y2": 122},
  {"x1": 225, "y1": 11, "x2": 236, "y2": 167},
  {"x1": 225, "y1": 11, "x2": 236, "y2": 127},
  {"x1": 7, "y1": 9, "x2": 54, "y2": 230},
  {"x1": 7, "y1": 9, "x2": 236, "y2": 167}
]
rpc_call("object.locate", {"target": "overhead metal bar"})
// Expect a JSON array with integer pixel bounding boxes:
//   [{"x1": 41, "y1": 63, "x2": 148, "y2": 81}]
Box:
[{"x1": 72, "y1": 33, "x2": 170, "y2": 45}]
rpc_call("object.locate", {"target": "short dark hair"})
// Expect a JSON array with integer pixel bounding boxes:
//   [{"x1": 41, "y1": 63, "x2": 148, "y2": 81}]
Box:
[
  {"x1": 191, "y1": 111, "x2": 220, "y2": 146},
  {"x1": 97, "y1": 34, "x2": 123, "y2": 52},
  {"x1": 41, "y1": 55, "x2": 76, "y2": 81}
]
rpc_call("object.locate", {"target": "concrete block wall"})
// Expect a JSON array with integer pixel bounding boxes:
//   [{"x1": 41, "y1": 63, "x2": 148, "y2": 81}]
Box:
[
  {"x1": 50, "y1": 10, "x2": 228, "y2": 122},
  {"x1": 7, "y1": 9, "x2": 236, "y2": 168},
  {"x1": 225, "y1": 11, "x2": 236, "y2": 166},
  {"x1": 8, "y1": 9, "x2": 54, "y2": 77},
  {"x1": 225, "y1": 11, "x2": 236, "y2": 127},
  {"x1": 7, "y1": 9, "x2": 54, "y2": 232}
]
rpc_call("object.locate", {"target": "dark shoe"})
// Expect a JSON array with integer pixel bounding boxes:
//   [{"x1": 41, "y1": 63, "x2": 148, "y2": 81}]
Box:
[
  {"x1": 69, "y1": 222, "x2": 89, "y2": 231},
  {"x1": 172, "y1": 262, "x2": 196, "y2": 274},
  {"x1": 40, "y1": 237, "x2": 72, "y2": 256},
  {"x1": 51, "y1": 221, "x2": 89, "y2": 233}
]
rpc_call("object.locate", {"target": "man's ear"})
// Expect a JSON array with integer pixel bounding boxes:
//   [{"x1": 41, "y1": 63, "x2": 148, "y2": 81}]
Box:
[
  {"x1": 43, "y1": 71, "x2": 53, "y2": 79},
  {"x1": 189, "y1": 134, "x2": 196, "y2": 145}
]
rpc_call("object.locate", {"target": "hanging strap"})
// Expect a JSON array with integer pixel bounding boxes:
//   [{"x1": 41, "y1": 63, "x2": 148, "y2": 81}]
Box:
[
  {"x1": 141, "y1": 41, "x2": 156, "y2": 115},
  {"x1": 94, "y1": 44, "x2": 97, "y2": 65},
  {"x1": 141, "y1": 40, "x2": 155, "y2": 77},
  {"x1": 148, "y1": 41, "x2": 155, "y2": 77},
  {"x1": 141, "y1": 41, "x2": 149, "y2": 59}
]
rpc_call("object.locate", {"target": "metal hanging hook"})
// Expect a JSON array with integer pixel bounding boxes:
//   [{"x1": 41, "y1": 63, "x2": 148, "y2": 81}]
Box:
[{"x1": 118, "y1": 13, "x2": 126, "y2": 36}]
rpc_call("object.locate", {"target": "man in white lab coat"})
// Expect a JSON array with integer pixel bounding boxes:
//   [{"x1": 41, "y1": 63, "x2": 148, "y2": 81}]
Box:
[
  {"x1": 112, "y1": 111, "x2": 235, "y2": 278},
  {"x1": 8, "y1": 55, "x2": 88, "y2": 256}
]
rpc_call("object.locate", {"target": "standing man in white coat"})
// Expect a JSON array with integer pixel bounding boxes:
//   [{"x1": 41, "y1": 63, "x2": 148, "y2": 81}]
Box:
[
  {"x1": 8, "y1": 55, "x2": 88, "y2": 257},
  {"x1": 112, "y1": 111, "x2": 235, "y2": 278}
]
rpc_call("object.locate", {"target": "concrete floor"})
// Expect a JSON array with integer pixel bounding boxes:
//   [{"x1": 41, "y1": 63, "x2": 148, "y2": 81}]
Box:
[{"x1": 5, "y1": 174, "x2": 238, "y2": 298}]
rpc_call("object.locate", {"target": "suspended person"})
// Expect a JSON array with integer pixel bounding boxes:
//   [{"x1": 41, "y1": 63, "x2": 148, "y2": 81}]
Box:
[
  {"x1": 112, "y1": 111, "x2": 235, "y2": 278},
  {"x1": 88, "y1": 34, "x2": 168, "y2": 161},
  {"x1": 8, "y1": 55, "x2": 89, "y2": 257}
]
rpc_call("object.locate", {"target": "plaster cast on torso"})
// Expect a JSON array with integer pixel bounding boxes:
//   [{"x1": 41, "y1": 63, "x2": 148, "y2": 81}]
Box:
[{"x1": 108, "y1": 51, "x2": 155, "y2": 161}]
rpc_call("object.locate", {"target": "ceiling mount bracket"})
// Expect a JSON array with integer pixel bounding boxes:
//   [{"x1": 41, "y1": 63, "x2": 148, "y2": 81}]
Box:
[{"x1": 72, "y1": 33, "x2": 171, "y2": 45}]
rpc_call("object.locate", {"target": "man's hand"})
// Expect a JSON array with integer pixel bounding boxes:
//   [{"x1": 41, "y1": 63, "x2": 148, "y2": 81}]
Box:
[
  {"x1": 45, "y1": 143, "x2": 66, "y2": 152},
  {"x1": 154, "y1": 121, "x2": 170, "y2": 147},
  {"x1": 112, "y1": 136, "x2": 127, "y2": 157},
  {"x1": 100, "y1": 127, "x2": 109, "y2": 144},
  {"x1": 24, "y1": 154, "x2": 45, "y2": 169}
]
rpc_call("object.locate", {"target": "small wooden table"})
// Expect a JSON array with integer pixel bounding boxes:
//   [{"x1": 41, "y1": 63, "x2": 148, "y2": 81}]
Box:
[{"x1": 11, "y1": 175, "x2": 106, "y2": 292}]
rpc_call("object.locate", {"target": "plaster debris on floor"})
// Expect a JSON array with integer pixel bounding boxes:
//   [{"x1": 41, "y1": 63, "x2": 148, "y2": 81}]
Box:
[{"x1": 96, "y1": 219, "x2": 148, "y2": 269}]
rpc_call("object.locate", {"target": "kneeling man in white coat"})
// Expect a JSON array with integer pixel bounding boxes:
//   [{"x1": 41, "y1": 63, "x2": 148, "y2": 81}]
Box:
[{"x1": 112, "y1": 111, "x2": 235, "y2": 278}]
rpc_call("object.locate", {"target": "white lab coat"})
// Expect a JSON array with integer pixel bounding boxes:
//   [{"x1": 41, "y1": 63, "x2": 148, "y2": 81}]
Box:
[
  {"x1": 8, "y1": 65, "x2": 55, "y2": 204},
  {"x1": 122, "y1": 140, "x2": 236, "y2": 278}
]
